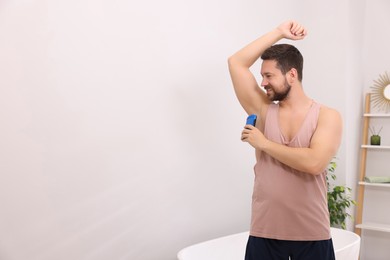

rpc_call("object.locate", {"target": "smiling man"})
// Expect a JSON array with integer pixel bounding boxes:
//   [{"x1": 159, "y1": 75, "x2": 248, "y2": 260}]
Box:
[{"x1": 228, "y1": 21, "x2": 342, "y2": 260}]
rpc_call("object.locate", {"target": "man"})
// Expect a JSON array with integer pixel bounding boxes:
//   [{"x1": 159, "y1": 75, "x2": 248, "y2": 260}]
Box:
[{"x1": 228, "y1": 21, "x2": 342, "y2": 260}]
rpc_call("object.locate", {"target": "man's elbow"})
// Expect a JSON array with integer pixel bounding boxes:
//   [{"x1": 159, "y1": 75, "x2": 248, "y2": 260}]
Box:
[
  {"x1": 228, "y1": 55, "x2": 246, "y2": 68},
  {"x1": 306, "y1": 161, "x2": 328, "y2": 176},
  {"x1": 227, "y1": 56, "x2": 237, "y2": 68}
]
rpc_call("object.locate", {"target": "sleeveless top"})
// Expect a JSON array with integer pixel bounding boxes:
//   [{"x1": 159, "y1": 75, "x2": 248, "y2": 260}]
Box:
[{"x1": 250, "y1": 101, "x2": 331, "y2": 241}]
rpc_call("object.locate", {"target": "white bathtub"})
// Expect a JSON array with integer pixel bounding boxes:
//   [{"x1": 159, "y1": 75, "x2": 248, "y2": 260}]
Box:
[{"x1": 178, "y1": 228, "x2": 360, "y2": 260}]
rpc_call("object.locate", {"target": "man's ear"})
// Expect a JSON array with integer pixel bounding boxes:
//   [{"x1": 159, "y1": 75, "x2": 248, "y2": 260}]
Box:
[{"x1": 286, "y1": 68, "x2": 298, "y2": 83}]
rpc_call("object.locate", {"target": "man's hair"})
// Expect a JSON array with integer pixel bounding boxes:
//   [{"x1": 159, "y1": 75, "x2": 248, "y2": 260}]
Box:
[{"x1": 261, "y1": 44, "x2": 303, "y2": 81}]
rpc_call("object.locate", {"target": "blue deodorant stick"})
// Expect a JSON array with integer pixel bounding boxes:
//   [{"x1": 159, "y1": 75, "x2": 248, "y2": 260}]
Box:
[{"x1": 246, "y1": 114, "x2": 257, "y2": 126}]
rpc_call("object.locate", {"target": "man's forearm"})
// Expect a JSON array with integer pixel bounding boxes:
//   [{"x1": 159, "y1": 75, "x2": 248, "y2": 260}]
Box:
[
  {"x1": 261, "y1": 140, "x2": 330, "y2": 175},
  {"x1": 228, "y1": 29, "x2": 283, "y2": 68}
]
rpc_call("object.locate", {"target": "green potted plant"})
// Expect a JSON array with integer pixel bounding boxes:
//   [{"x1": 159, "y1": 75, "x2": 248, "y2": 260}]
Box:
[{"x1": 327, "y1": 159, "x2": 356, "y2": 229}]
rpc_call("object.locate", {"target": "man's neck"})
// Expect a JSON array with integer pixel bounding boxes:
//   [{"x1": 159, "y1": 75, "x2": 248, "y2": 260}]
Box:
[{"x1": 279, "y1": 84, "x2": 312, "y2": 110}]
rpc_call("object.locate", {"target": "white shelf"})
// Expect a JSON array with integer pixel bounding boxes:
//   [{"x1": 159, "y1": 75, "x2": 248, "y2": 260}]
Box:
[
  {"x1": 356, "y1": 96, "x2": 390, "y2": 240},
  {"x1": 361, "y1": 145, "x2": 390, "y2": 149},
  {"x1": 356, "y1": 222, "x2": 390, "y2": 233},
  {"x1": 364, "y1": 113, "x2": 390, "y2": 117},
  {"x1": 359, "y1": 181, "x2": 390, "y2": 188}
]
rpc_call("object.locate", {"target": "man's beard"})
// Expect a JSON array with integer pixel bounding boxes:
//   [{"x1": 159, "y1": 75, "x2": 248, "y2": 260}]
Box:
[{"x1": 269, "y1": 81, "x2": 291, "y2": 102}]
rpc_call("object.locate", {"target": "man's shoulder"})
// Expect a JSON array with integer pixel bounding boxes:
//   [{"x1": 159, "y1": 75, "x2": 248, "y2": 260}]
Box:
[
  {"x1": 318, "y1": 104, "x2": 342, "y2": 125},
  {"x1": 318, "y1": 104, "x2": 341, "y2": 116}
]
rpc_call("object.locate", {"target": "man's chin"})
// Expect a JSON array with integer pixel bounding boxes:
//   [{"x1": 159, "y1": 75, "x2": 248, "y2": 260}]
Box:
[{"x1": 266, "y1": 93, "x2": 274, "y2": 101}]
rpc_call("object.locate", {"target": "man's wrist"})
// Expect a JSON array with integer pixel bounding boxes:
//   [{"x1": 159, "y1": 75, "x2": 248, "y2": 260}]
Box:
[
  {"x1": 268, "y1": 28, "x2": 284, "y2": 42},
  {"x1": 258, "y1": 139, "x2": 272, "y2": 152}
]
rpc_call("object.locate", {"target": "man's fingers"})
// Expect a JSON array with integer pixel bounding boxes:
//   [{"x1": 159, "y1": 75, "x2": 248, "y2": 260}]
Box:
[
  {"x1": 288, "y1": 21, "x2": 307, "y2": 37},
  {"x1": 291, "y1": 25, "x2": 305, "y2": 36},
  {"x1": 241, "y1": 130, "x2": 249, "y2": 141}
]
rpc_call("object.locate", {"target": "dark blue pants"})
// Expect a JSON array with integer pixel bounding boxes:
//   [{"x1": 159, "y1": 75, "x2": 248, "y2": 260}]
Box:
[{"x1": 245, "y1": 236, "x2": 336, "y2": 260}]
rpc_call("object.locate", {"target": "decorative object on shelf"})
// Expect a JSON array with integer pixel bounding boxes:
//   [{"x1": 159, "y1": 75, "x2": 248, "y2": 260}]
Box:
[
  {"x1": 327, "y1": 159, "x2": 356, "y2": 229},
  {"x1": 369, "y1": 126, "x2": 382, "y2": 145},
  {"x1": 370, "y1": 135, "x2": 381, "y2": 145},
  {"x1": 364, "y1": 176, "x2": 390, "y2": 183},
  {"x1": 370, "y1": 71, "x2": 390, "y2": 112}
]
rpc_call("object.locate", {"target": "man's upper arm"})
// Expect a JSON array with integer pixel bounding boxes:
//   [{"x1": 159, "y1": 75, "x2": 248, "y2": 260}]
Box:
[
  {"x1": 309, "y1": 107, "x2": 343, "y2": 170},
  {"x1": 228, "y1": 60, "x2": 270, "y2": 116}
]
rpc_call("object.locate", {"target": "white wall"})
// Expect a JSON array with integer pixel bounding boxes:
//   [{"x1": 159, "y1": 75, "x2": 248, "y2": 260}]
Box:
[{"x1": 0, "y1": 0, "x2": 382, "y2": 259}]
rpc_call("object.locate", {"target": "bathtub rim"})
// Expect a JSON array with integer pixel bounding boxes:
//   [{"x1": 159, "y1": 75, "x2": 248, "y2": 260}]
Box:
[{"x1": 330, "y1": 227, "x2": 361, "y2": 253}]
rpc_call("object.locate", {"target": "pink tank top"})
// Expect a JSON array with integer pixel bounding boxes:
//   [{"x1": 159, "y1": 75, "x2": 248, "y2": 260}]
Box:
[{"x1": 250, "y1": 101, "x2": 331, "y2": 241}]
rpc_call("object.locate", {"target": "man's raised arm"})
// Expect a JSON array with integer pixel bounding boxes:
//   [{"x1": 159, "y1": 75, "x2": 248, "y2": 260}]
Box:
[{"x1": 228, "y1": 21, "x2": 307, "y2": 116}]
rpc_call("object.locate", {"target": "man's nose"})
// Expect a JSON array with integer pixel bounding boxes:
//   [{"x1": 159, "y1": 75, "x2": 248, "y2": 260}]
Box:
[{"x1": 261, "y1": 78, "x2": 268, "y2": 87}]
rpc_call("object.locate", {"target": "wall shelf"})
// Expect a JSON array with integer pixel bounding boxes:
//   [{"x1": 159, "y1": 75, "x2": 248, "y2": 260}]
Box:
[
  {"x1": 364, "y1": 113, "x2": 390, "y2": 117},
  {"x1": 358, "y1": 181, "x2": 390, "y2": 188},
  {"x1": 356, "y1": 222, "x2": 390, "y2": 233},
  {"x1": 361, "y1": 145, "x2": 390, "y2": 149},
  {"x1": 355, "y1": 93, "x2": 390, "y2": 251}
]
